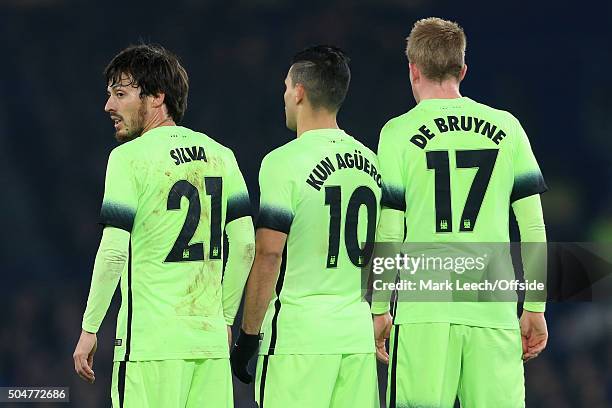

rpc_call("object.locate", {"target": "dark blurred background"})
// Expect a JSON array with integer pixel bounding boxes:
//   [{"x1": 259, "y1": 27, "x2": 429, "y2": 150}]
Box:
[{"x1": 1, "y1": 0, "x2": 611, "y2": 407}]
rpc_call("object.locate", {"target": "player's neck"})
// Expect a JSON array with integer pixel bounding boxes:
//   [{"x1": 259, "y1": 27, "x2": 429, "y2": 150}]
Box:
[
  {"x1": 296, "y1": 109, "x2": 339, "y2": 138},
  {"x1": 141, "y1": 110, "x2": 176, "y2": 136},
  {"x1": 415, "y1": 80, "x2": 462, "y2": 103}
]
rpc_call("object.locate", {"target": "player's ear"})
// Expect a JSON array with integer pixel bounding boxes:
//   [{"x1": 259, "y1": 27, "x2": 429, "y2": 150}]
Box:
[
  {"x1": 409, "y1": 63, "x2": 420, "y2": 83},
  {"x1": 151, "y1": 92, "x2": 166, "y2": 109},
  {"x1": 459, "y1": 64, "x2": 467, "y2": 81},
  {"x1": 294, "y1": 83, "x2": 305, "y2": 105}
]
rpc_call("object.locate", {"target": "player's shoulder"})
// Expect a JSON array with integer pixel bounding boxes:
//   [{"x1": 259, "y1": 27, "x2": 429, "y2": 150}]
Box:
[
  {"x1": 464, "y1": 97, "x2": 520, "y2": 127},
  {"x1": 345, "y1": 132, "x2": 377, "y2": 158},
  {"x1": 188, "y1": 129, "x2": 245, "y2": 177},
  {"x1": 378, "y1": 108, "x2": 423, "y2": 144},
  {"x1": 175, "y1": 126, "x2": 234, "y2": 156},
  {"x1": 261, "y1": 139, "x2": 298, "y2": 167},
  {"x1": 107, "y1": 138, "x2": 136, "y2": 162},
  {"x1": 376, "y1": 114, "x2": 409, "y2": 152},
  {"x1": 381, "y1": 110, "x2": 414, "y2": 132}
]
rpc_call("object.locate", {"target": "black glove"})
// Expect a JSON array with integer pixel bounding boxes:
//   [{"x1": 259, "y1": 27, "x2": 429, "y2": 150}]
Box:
[{"x1": 230, "y1": 329, "x2": 260, "y2": 383}]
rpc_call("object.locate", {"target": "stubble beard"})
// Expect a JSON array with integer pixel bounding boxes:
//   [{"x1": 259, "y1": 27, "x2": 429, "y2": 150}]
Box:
[{"x1": 115, "y1": 100, "x2": 147, "y2": 143}]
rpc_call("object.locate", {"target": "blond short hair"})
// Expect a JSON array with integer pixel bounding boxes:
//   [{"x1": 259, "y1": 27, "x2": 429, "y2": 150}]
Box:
[{"x1": 406, "y1": 17, "x2": 466, "y2": 82}]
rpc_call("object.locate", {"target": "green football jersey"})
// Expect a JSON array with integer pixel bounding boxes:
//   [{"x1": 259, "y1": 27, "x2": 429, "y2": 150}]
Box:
[
  {"x1": 378, "y1": 97, "x2": 547, "y2": 328},
  {"x1": 99, "y1": 126, "x2": 251, "y2": 361},
  {"x1": 256, "y1": 129, "x2": 381, "y2": 355}
]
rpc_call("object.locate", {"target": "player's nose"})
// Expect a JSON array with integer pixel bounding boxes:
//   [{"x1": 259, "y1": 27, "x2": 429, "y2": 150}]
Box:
[{"x1": 104, "y1": 97, "x2": 115, "y2": 113}]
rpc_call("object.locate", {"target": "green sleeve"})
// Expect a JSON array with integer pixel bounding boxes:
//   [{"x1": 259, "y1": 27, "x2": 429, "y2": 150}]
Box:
[
  {"x1": 371, "y1": 208, "x2": 405, "y2": 314},
  {"x1": 378, "y1": 121, "x2": 406, "y2": 211},
  {"x1": 99, "y1": 148, "x2": 139, "y2": 232},
  {"x1": 376, "y1": 207, "x2": 405, "y2": 242},
  {"x1": 510, "y1": 117, "x2": 548, "y2": 203},
  {"x1": 225, "y1": 151, "x2": 252, "y2": 224},
  {"x1": 82, "y1": 226, "x2": 130, "y2": 333},
  {"x1": 256, "y1": 152, "x2": 295, "y2": 233},
  {"x1": 512, "y1": 194, "x2": 547, "y2": 312},
  {"x1": 222, "y1": 216, "x2": 255, "y2": 325},
  {"x1": 372, "y1": 122, "x2": 406, "y2": 315},
  {"x1": 222, "y1": 151, "x2": 255, "y2": 325}
]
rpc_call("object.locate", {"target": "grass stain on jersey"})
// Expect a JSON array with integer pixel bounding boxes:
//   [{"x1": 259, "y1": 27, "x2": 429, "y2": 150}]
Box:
[
  {"x1": 243, "y1": 243, "x2": 255, "y2": 265},
  {"x1": 174, "y1": 261, "x2": 220, "y2": 324}
]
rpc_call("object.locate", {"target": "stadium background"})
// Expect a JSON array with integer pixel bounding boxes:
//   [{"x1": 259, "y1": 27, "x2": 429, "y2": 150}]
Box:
[{"x1": 0, "y1": 0, "x2": 611, "y2": 406}]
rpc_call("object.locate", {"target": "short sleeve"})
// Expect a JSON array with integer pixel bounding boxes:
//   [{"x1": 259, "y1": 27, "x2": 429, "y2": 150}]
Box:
[
  {"x1": 510, "y1": 118, "x2": 548, "y2": 203},
  {"x1": 378, "y1": 122, "x2": 407, "y2": 211},
  {"x1": 98, "y1": 148, "x2": 138, "y2": 232},
  {"x1": 225, "y1": 151, "x2": 252, "y2": 224},
  {"x1": 256, "y1": 152, "x2": 294, "y2": 233}
]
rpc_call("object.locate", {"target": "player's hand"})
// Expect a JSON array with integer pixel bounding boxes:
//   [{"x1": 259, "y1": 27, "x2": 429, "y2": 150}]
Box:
[
  {"x1": 73, "y1": 330, "x2": 97, "y2": 384},
  {"x1": 519, "y1": 311, "x2": 548, "y2": 362},
  {"x1": 227, "y1": 325, "x2": 232, "y2": 350},
  {"x1": 373, "y1": 312, "x2": 393, "y2": 364},
  {"x1": 230, "y1": 329, "x2": 260, "y2": 384}
]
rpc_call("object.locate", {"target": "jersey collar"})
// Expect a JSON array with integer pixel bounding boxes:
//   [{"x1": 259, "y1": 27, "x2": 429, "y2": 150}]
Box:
[{"x1": 299, "y1": 128, "x2": 348, "y2": 140}]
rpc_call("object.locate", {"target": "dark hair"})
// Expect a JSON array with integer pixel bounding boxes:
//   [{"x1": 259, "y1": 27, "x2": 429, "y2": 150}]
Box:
[
  {"x1": 104, "y1": 44, "x2": 189, "y2": 123},
  {"x1": 290, "y1": 45, "x2": 351, "y2": 112}
]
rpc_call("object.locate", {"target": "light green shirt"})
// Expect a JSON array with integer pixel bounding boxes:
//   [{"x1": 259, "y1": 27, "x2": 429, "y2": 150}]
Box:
[
  {"x1": 377, "y1": 97, "x2": 547, "y2": 328},
  {"x1": 257, "y1": 129, "x2": 382, "y2": 354},
  {"x1": 97, "y1": 126, "x2": 252, "y2": 361}
]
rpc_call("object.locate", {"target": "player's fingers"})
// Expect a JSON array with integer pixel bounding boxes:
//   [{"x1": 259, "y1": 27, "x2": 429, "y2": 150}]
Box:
[
  {"x1": 74, "y1": 352, "x2": 88, "y2": 375},
  {"x1": 80, "y1": 357, "x2": 95, "y2": 382},
  {"x1": 523, "y1": 349, "x2": 533, "y2": 360},
  {"x1": 375, "y1": 337, "x2": 389, "y2": 364},
  {"x1": 73, "y1": 354, "x2": 83, "y2": 377},
  {"x1": 528, "y1": 340, "x2": 547, "y2": 355},
  {"x1": 525, "y1": 348, "x2": 543, "y2": 361},
  {"x1": 376, "y1": 347, "x2": 389, "y2": 364},
  {"x1": 527, "y1": 333, "x2": 547, "y2": 349},
  {"x1": 75, "y1": 359, "x2": 94, "y2": 383},
  {"x1": 76, "y1": 369, "x2": 90, "y2": 382},
  {"x1": 78, "y1": 370, "x2": 94, "y2": 383},
  {"x1": 520, "y1": 334, "x2": 529, "y2": 354},
  {"x1": 74, "y1": 360, "x2": 89, "y2": 381},
  {"x1": 528, "y1": 332, "x2": 548, "y2": 346},
  {"x1": 523, "y1": 341, "x2": 546, "y2": 361},
  {"x1": 522, "y1": 348, "x2": 537, "y2": 361},
  {"x1": 384, "y1": 323, "x2": 392, "y2": 339},
  {"x1": 81, "y1": 357, "x2": 94, "y2": 375}
]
